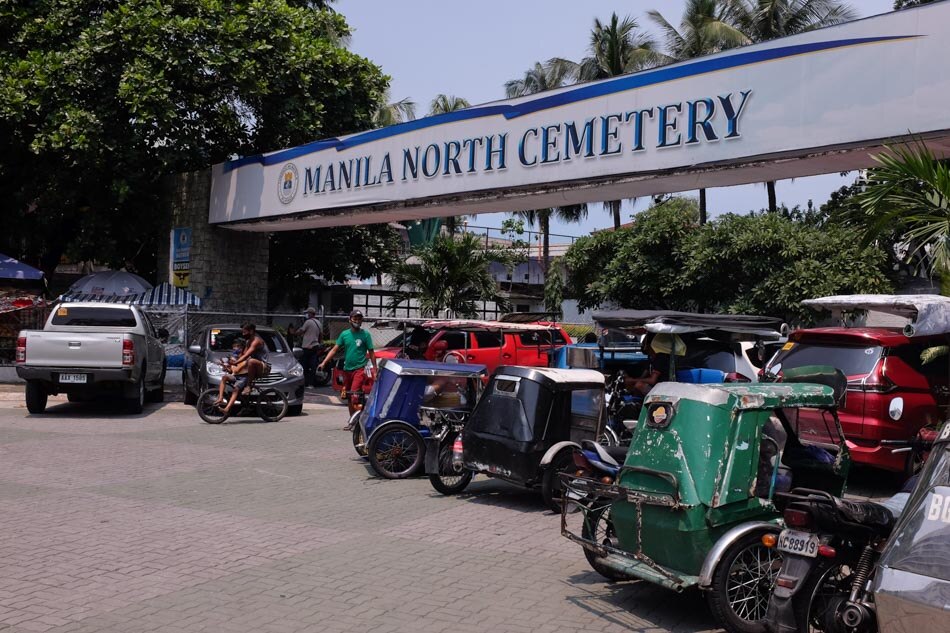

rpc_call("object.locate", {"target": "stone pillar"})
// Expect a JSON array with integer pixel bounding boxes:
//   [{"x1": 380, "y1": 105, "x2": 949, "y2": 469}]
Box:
[{"x1": 158, "y1": 170, "x2": 269, "y2": 312}]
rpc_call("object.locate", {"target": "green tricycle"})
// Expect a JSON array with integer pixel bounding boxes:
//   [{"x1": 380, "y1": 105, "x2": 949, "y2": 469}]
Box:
[{"x1": 561, "y1": 367, "x2": 852, "y2": 633}]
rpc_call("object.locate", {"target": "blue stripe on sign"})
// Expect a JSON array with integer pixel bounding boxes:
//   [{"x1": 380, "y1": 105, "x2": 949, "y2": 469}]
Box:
[{"x1": 224, "y1": 35, "x2": 917, "y2": 172}]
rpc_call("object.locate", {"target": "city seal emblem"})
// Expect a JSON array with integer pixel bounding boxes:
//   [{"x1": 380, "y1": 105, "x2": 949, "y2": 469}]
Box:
[{"x1": 277, "y1": 163, "x2": 299, "y2": 205}]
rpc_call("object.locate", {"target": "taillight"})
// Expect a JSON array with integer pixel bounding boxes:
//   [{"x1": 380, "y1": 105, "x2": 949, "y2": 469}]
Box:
[
  {"x1": 122, "y1": 339, "x2": 134, "y2": 366},
  {"x1": 818, "y1": 545, "x2": 837, "y2": 558},
  {"x1": 863, "y1": 360, "x2": 896, "y2": 393},
  {"x1": 15, "y1": 337, "x2": 26, "y2": 363},
  {"x1": 725, "y1": 372, "x2": 751, "y2": 383},
  {"x1": 784, "y1": 508, "x2": 812, "y2": 529}
]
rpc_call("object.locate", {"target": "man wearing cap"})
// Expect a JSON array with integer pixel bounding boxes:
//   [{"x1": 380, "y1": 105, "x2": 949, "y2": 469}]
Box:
[
  {"x1": 319, "y1": 310, "x2": 377, "y2": 419},
  {"x1": 298, "y1": 307, "x2": 323, "y2": 387}
]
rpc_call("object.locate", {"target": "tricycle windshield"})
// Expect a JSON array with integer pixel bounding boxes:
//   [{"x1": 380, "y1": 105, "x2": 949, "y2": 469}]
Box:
[{"x1": 376, "y1": 373, "x2": 479, "y2": 419}]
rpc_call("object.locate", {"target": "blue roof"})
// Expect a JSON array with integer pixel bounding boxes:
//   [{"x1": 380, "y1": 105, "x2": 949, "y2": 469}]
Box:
[
  {"x1": 0, "y1": 253, "x2": 44, "y2": 281},
  {"x1": 380, "y1": 359, "x2": 487, "y2": 376}
]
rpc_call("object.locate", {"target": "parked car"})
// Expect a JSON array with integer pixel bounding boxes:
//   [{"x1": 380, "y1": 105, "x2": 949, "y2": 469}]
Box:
[
  {"x1": 375, "y1": 319, "x2": 572, "y2": 375},
  {"x1": 765, "y1": 294, "x2": 950, "y2": 474},
  {"x1": 183, "y1": 324, "x2": 306, "y2": 416},
  {"x1": 15, "y1": 302, "x2": 168, "y2": 414}
]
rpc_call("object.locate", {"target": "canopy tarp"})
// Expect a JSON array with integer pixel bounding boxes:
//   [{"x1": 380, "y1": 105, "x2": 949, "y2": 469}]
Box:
[
  {"x1": 802, "y1": 294, "x2": 950, "y2": 337},
  {"x1": 592, "y1": 310, "x2": 785, "y2": 339},
  {"x1": 135, "y1": 283, "x2": 201, "y2": 307},
  {"x1": 0, "y1": 253, "x2": 44, "y2": 281}
]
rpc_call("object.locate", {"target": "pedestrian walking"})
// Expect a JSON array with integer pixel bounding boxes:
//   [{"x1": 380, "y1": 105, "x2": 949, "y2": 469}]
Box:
[
  {"x1": 298, "y1": 307, "x2": 323, "y2": 387},
  {"x1": 318, "y1": 309, "x2": 377, "y2": 423}
]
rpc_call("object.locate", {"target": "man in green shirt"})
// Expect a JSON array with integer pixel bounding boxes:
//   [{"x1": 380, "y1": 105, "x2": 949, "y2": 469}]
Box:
[{"x1": 319, "y1": 309, "x2": 378, "y2": 419}]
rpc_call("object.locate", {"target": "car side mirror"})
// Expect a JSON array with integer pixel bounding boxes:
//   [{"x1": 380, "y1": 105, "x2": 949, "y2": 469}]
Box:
[
  {"x1": 293, "y1": 346, "x2": 304, "y2": 360},
  {"x1": 188, "y1": 344, "x2": 202, "y2": 355}
]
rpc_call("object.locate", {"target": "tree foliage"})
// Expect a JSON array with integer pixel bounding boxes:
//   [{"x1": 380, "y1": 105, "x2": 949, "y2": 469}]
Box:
[
  {"x1": 0, "y1": 1, "x2": 388, "y2": 280},
  {"x1": 387, "y1": 233, "x2": 515, "y2": 318},
  {"x1": 563, "y1": 197, "x2": 893, "y2": 323}
]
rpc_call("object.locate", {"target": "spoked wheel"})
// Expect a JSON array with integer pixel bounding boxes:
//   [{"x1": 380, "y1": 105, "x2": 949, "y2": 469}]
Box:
[
  {"x1": 197, "y1": 388, "x2": 229, "y2": 424},
  {"x1": 428, "y1": 434, "x2": 472, "y2": 495},
  {"x1": 367, "y1": 422, "x2": 424, "y2": 479},
  {"x1": 707, "y1": 530, "x2": 783, "y2": 633},
  {"x1": 795, "y1": 563, "x2": 854, "y2": 633},
  {"x1": 599, "y1": 426, "x2": 619, "y2": 447},
  {"x1": 256, "y1": 388, "x2": 288, "y2": 422},
  {"x1": 352, "y1": 414, "x2": 367, "y2": 457},
  {"x1": 581, "y1": 500, "x2": 635, "y2": 581}
]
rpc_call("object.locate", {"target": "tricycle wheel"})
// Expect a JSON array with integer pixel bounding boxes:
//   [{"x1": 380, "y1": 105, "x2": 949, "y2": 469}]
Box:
[
  {"x1": 706, "y1": 530, "x2": 783, "y2": 633},
  {"x1": 428, "y1": 435, "x2": 472, "y2": 495},
  {"x1": 352, "y1": 417, "x2": 367, "y2": 458},
  {"x1": 367, "y1": 422, "x2": 424, "y2": 479},
  {"x1": 540, "y1": 449, "x2": 574, "y2": 512},
  {"x1": 581, "y1": 501, "x2": 635, "y2": 582},
  {"x1": 196, "y1": 388, "x2": 228, "y2": 424}
]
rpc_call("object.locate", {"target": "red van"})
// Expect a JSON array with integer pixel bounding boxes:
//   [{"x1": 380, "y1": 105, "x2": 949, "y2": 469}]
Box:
[
  {"x1": 375, "y1": 320, "x2": 571, "y2": 376},
  {"x1": 764, "y1": 327, "x2": 949, "y2": 473}
]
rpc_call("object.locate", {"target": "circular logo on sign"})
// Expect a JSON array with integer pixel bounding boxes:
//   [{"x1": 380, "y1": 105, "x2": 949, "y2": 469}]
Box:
[{"x1": 277, "y1": 163, "x2": 299, "y2": 205}]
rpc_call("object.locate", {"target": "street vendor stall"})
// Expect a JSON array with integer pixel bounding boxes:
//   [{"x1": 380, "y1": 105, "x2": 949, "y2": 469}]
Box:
[{"x1": 0, "y1": 254, "x2": 48, "y2": 364}]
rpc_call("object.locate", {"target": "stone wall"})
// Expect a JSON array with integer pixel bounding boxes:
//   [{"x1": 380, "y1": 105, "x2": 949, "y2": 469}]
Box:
[{"x1": 158, "y1": 170, "x2": 269, "y2": 312}]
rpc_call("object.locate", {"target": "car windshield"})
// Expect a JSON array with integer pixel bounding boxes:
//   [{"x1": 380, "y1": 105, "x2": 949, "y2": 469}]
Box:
[
  {"x1": 208, "y1": 329, "x2": 287, "y2": 353},
  {"x1": 770, "y1": 342, "x2": 882, "y2": 378}
]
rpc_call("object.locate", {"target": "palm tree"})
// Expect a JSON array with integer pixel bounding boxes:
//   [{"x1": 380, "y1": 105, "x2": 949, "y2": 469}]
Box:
[
  {"x1": 504, "y1": 58, "x2": 578, "y2": 98},
  {"x1": 372, "y1": 89, "x2": 416, "y2": 128},
  {"x1": 855, "y1": 141, "x2": 950, "y2": 290},
  {"x1": 429, "y1": 94, "x2": 472, "y2": 234},
  {"x1": 730, "y1": 1, "x2": 857, "y2": 212},
  {"x1": 387, "y1": 233, "x2": 512, "y2": 318},
  {"x1": 648, "y1": 1, "x2": 749, "y2": 223},
  {"x1": 505, "y1": 58, "x2": 587, "y2": 271},
  {"x1": 578, "y1": 14, "x2": 662, "y2": 228}
]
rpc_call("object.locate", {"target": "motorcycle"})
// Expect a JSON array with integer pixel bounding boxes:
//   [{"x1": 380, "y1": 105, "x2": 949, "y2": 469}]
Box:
[
  {"x1": 762, "y1": 428, "x2": 941, "y2": 633},
  {"x1": 602, "y1": 370, "x2": 642, "y2": 446}
]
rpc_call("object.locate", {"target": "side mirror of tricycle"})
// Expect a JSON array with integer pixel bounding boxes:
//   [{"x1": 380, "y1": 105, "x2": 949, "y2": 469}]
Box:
[{"x1": 622, "y1": 419, "x2": 638, "y2": 431}]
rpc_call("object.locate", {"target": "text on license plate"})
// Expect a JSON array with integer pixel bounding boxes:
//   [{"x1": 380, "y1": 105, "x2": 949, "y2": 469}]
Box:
[
  {"x1": 777, "y1": 529, "x2": 819, "y2": 557},
  {"x1": 59, "y1": 373, "x2": 87, "y2": 384}
]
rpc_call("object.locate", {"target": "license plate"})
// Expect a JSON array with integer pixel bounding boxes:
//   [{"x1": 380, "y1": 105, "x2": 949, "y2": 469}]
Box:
[
  {"x1": 777, "y1": 529, "x2": 820, "y2": 557},
  {"x1": 59, "y1": 373, "x2": 87, "y2": 384}
]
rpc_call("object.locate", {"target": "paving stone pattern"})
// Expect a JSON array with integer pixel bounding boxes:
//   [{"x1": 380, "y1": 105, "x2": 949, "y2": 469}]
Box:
[{"x1": 0, "y1": 393, "x2": 741, "y2": 633}]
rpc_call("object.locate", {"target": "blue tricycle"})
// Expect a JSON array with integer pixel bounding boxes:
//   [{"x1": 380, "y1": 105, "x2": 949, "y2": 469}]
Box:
[{"x1": 353, "y1": 359, "x2": 486, "y2": 479}]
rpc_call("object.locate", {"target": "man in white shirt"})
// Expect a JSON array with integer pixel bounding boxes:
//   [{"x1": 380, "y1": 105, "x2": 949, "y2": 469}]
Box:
[{"x1": 298, "y1": 307, "x2": 323, "y2": 387}]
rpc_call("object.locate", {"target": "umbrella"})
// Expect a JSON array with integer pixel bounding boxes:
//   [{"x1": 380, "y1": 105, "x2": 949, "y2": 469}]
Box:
[
  {"x1": 68, "y1": 271, "x2": 152, "y2": 297},
  {"x1": 0, "y1": 253, "x2": 44, "y2": 281}
]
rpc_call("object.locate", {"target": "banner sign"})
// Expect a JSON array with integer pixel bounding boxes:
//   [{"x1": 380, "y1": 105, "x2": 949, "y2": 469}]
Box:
[
  {"x1": 209, "y1": 4, "x2": 950, "y2": 230},
  {"x1": 171, "y1": 228, "x2": 191, "y2": 288}
]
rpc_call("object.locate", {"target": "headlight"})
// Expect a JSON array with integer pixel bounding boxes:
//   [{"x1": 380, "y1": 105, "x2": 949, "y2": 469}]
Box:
[
  {"x1": 206, "y1": 363, "x2": 226, "y2": 377},
  {"x1": 288, "y1": 363, "x2": 304, "y2": 377}
]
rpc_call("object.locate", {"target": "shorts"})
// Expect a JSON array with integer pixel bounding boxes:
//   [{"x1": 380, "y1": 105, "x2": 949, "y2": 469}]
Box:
[
  {"x1": 233, "y1": 376, "x2": 249, "y2": 391},
  {"x1": 341, "y1": 369, "x2": 367, "y2": 404}
]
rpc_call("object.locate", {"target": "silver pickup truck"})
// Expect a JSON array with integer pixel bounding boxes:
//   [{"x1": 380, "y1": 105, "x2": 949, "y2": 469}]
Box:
[{"x1": 15, "y1": 303, "x2": 167, "y2": 414}]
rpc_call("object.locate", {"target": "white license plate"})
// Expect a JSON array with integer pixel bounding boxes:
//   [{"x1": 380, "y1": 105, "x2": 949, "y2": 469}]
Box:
[
  {"x1": 777, "y1": 529, "x2": 820, "y2": 557},
  {"x1": 59, "y1": 373, "x2": 87, "y2": 384}
]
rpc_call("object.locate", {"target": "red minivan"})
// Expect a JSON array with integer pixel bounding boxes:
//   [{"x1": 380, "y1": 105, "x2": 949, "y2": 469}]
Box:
[{"x1": 765, "y1": 327, "x2": 949, "y2": 473}]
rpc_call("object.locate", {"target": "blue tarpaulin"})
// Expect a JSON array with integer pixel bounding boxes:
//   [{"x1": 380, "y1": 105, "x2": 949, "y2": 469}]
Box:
[{"x1": 0, "y1": 253, "x2": 44, "y2": 281}]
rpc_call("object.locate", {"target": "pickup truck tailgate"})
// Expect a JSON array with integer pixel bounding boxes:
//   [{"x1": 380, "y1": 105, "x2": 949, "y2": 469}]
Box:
[{"x1": 23, "y1": 331, "x2": 126, "y2": 368}]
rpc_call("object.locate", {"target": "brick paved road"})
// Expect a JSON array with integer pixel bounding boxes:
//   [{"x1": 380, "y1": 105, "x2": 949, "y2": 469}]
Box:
[{"x1": 0, "y1": 385, "x2": 894, "y2": 633}]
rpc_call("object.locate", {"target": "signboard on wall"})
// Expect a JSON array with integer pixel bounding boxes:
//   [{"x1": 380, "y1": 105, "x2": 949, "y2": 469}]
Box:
[
  {"x1": 171, "y1": 227, "x2": 191, "y2": 288},
  {"x1": 209, "y1": 3, "x2": 950, "y2": 231}
]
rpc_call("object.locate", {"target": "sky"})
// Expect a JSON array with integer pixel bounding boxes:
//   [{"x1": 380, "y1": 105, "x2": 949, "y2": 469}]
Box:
[{"x1": 335, "y1": 0, "x2": 899, "y2": 238}]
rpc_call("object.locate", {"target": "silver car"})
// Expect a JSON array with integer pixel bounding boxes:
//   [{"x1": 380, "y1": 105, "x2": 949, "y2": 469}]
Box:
[{"x1": 183, "y1": 324, "x2": 306, "y2": 415}]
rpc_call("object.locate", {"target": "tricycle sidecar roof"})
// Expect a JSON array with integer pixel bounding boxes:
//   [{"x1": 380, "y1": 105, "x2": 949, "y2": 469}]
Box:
[
  {"x1": 380, "y1": 358, "x2": 487, "y2": 377},
  {"x1": 494, "y1": 365, "x2": 605, "y2": 391},
  {"x1": 802, "y1": 293, "x2": 950, "y2": 337},
  {"x1": 644, "y1": 381, "x2": 837, "y2": 411},
  {"x1": 593, "y1": 310, "x2": 785, "y2": 340}
]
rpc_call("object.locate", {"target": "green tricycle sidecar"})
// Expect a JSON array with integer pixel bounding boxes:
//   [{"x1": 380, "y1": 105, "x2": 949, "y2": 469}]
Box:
[{"x1": 561, "y1": 369, "x2": 851, "y2": 633}]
